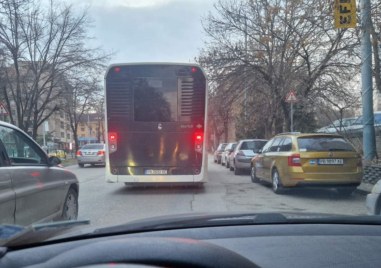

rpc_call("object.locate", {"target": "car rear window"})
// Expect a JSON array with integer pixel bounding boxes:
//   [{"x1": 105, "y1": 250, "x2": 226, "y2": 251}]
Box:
[
  {"x1": 240, "y1": 140, "x2": 268, "y2": 150},
  {"x1": 81, "y1": 144, "x2": 104, "y2": 150},
  {"x1": 297, "y1": 137, "x2": 354, "y2": 152}
]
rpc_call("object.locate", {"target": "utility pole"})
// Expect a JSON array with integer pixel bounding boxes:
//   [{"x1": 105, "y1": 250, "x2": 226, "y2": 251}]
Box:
[
  {"x1": 361, "y1": 0, "x2": 377, "y2": 161},
  {"x1": 244, "y1": 17, "x2": 248, "y2": 121}
]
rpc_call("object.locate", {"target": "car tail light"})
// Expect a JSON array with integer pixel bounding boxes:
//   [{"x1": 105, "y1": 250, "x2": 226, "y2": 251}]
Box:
[
  {"x1": 97, "y1": 150, "x2": 105, "y2": 156},
  {"x1": 194, "y1": 132, "x2": 203, "y2": 152},
  {"x1": 108, "y1": 132, "x2": 118, "y2": 153},
  {"x1": 76, "y1": 150, "x2": 82, "y2": 156},
  {"x1": 288, "y1": 154, "x2": 301, "y2": 166}
]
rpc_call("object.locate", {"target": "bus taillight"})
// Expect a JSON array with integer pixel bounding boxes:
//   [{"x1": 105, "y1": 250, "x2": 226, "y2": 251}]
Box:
[
  {"x1": 108, "y1": 132, "x2": 118, "y2": 153},
  {"x1": 194, "y1": 132, "x2": 203, "y2": 152}
]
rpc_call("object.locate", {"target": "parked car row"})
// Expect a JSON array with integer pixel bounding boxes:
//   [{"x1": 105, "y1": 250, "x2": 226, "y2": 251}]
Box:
[
  {"x1": 214, "y1": 139, "x2": 268, "y2": 175},
  {"x1": 214, "y1": 132, "x2": 363, "y2": 196}
]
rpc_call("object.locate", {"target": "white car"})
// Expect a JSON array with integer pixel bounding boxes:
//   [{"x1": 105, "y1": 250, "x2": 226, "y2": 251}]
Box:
[
  {"x1": 345, "y1": 112, "x2": 381, "y2": 134},
  {"x1": 366, "y1": 180, "x2": 381, "y2": 215},
  {"x1": 316, "y1": 117, "x2": 357, "y2": 133}
]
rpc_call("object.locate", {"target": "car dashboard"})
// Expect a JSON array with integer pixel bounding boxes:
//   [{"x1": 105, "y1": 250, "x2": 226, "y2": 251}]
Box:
[{"x1": 1, "y1": 222, "x2": 381, "y2": 268}]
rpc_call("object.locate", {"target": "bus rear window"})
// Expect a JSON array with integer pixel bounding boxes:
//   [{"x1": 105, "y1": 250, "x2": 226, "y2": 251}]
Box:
[{"x1": 133, "y1": 77, "x2": 178, "y2": 122}]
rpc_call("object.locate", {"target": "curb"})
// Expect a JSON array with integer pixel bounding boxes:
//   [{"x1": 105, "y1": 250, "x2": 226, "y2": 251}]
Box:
[{"x1": 355, "y1": 182, "x2": 374, "y2": 195}]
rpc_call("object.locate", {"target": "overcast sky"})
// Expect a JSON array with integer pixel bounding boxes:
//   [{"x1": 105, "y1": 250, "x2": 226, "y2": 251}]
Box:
[{"x1": 68, "y1": 0, "x2": 216, "y2": 64}]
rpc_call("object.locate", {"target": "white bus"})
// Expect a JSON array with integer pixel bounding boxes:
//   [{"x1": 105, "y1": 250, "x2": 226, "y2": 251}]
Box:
[{"x1": 104, "y1": 63, "x2": 208, "y2": 185}]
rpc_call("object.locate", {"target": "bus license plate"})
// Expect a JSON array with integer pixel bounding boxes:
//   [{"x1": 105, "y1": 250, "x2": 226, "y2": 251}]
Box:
[
  {"x1": 145, "y1": 169, "x2": 168, "y2": 175},
  {"x1": 318, "y1": 159, "x2": 344, "y2": 165}
]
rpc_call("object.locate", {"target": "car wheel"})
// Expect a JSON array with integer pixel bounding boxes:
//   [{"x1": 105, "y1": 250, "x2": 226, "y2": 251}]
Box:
[
  {"x1": 250, "y1": 165, "x2": 260, "y2": 183},
  {"x1": 61, "y1": 188, "x2": 78, "y2": 221},
  {"x1": 336, "y1": 187, "x2": 356, "y2": 196},
  {"x1": 234, "y1": 163, "x2": 241, "y2": 175},
  {"x1": 272, "y1": 169, "x2": 284, "y2": 194},
  {"x1": 78, "y1": 163, "x2": 84, "y2": 168}
]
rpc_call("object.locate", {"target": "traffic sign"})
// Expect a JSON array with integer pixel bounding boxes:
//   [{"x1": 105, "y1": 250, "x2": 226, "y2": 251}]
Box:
[
  {"x1": 0, "y1": 103, "x2": 8, "y2": 115},
  {"x1": 285, "y1": 90, "x2": 298, "y2": 103},
  {"x1": 334, "y1": 0, "x2": 357, "y2": 29}
]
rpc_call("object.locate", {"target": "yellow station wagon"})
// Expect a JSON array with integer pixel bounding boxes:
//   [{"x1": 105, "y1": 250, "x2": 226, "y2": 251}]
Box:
[{"x1": 250, "y1": 133, "x2": 363, "y2": 195}]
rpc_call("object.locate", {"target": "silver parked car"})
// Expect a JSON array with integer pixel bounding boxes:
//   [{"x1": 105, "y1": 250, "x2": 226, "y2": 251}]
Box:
[
  {"x1": 77, "y1": 143, "x2": 106, "y2": 167},
  {"x1": 229, "y1": 139, "x2": 268, "y2": 175},
  {"x1": 0, "y1": 121, "x2": 79, "y2": 225}
]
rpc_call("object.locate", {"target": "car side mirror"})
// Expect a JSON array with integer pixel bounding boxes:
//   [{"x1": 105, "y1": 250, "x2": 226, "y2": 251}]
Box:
[
  {"x1": 48, "y1": 156, "x2": 61, "y2": 166},
  {"x1": 257, "y1": 149, "x2": 262, "y2": 154}
]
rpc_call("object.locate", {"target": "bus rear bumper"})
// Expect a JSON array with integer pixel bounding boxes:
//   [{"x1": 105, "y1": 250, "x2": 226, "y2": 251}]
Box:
[{"x1": 105, "y1": 174, "x2": 206, "y2": 184}]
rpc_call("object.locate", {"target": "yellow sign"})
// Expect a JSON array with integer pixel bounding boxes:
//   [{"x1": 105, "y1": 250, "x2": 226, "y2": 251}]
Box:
[{"x1": 334, "y1": 0, "x2": 357, "y2": 28}]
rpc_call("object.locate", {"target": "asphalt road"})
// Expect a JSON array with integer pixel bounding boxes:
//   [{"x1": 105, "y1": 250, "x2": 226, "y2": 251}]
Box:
[{"x1": 67, "y1": 156, "x2": 368, "y2": 228}]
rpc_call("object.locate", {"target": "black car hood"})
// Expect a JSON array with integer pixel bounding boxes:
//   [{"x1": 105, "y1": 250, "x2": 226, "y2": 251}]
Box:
[{"x1": 4, "y1": 212, "x2": 381, "y2": 248}]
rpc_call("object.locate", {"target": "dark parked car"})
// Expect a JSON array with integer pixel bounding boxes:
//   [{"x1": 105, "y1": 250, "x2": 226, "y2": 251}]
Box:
[
  {"x1": 213, "y1": 143, "x2": 228, "y2": 164},
  {"x1": 0, "y1": 121, "x2": 79, "y2": 226}
]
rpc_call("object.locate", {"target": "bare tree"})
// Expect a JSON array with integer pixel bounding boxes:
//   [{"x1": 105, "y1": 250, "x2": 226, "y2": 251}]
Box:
[
  {"x1": 0, "y1": 0, "x2": 109, "y2": 138},
  {"x1": 61, "y1": 74, "x2": 102, "y2": 153},
  {"x1": 199, "y1": 0, "x2": 361, "y2": 135},
  {"x1": 371, "y1": 0, "x2": 381, "y2": 93}
]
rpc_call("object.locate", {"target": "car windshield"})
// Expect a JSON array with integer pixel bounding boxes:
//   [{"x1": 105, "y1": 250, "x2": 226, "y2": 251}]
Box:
[
  {"x1": 352, "y1": 117, "x2": 363, "y2": 125},
  {"x1": 0, "y1": 0, "x2": 379, "y2": 247}
]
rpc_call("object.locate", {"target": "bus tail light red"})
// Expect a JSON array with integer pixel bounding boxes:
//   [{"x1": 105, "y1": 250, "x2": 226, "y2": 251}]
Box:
[
  {"x1": 194, "y1": 132, "x2": 203, "y2": 152},
  {"x1": 108, "y1": 132, "x2": 118, "y2": 153}
]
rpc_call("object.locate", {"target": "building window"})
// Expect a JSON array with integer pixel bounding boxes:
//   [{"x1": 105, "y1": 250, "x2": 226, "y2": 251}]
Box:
[
  {"x1": 67, "y1": 133, "x2": 70, "y2": 139},
  {"x1": 81, "y1": 127, "x2": 85, "y2": 132},
  {"x1": 61, "y1": 132, "x2": 64, "y2": 138},
  {"x1": 60, "y1": 121, "x2": 64, "y2": 129}
]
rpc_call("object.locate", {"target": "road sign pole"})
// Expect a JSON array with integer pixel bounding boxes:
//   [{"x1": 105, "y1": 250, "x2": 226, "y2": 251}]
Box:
[{"x1": 290, "y1": 102, "x2": 294, "y2": 132}]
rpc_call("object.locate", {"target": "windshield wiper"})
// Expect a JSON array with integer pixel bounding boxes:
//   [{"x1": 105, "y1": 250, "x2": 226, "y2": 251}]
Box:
[{"x1": 0, "y1": 220, "x2": 90, "y2": 248}]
